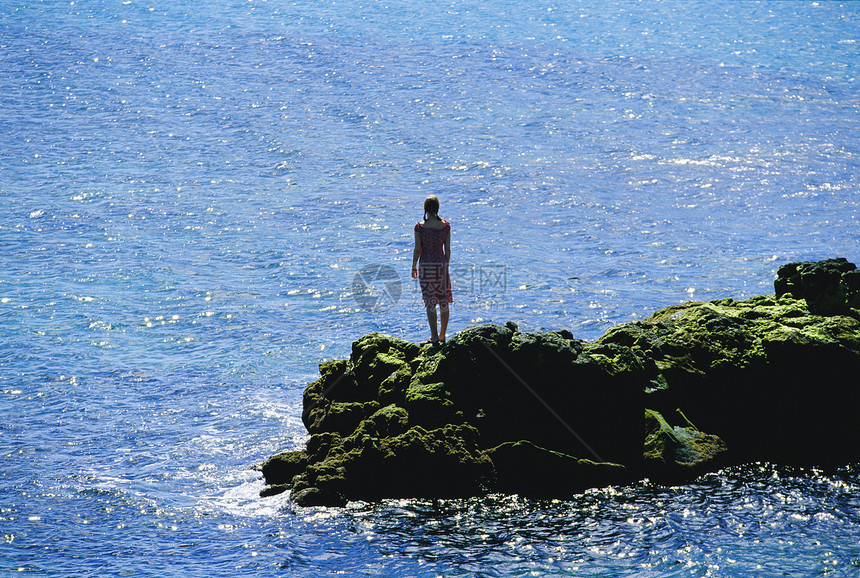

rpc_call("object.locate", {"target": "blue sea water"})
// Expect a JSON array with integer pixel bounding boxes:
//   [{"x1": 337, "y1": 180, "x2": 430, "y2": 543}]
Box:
[{"x1": 2, "y1": 0, "x2": 859, "y2": 575}]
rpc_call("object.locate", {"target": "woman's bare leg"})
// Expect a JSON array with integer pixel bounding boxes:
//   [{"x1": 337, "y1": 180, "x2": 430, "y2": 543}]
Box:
[
  {"x1": 426, "y1": 306, "x2": 439, "y2": 342},
  {"x1": 439, "y1": 303, "x2": 449, "y2": 342}
]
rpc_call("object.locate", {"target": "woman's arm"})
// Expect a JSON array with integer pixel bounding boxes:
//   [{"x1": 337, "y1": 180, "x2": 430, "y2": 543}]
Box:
[
  {"x1": 444, "y1": 229, "x2": 451, "y2": 262},
  {"x1": 412, "y1": 229, "x2": 422, "y2": 278}
]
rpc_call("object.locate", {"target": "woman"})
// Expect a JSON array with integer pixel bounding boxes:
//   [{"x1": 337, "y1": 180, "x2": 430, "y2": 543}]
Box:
[{"x1": 412, "y1": 195, "x2": 453, "y2": 344}]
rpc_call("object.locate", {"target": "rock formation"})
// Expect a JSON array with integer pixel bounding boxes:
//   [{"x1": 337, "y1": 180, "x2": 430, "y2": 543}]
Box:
[{"x1": 260, "y1": 258, "x2": 860, "y2": 506}]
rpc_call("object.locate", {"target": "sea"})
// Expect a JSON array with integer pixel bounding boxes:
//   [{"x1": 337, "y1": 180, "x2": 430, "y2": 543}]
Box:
[{"x1": 2, "y1": 0, "x2": 859, "y2": 575}]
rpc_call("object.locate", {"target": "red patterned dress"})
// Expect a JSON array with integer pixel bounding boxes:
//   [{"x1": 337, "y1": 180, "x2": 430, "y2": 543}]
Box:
[{"x1": 414, "y1": 220, "x2": 453, "y2": 307}]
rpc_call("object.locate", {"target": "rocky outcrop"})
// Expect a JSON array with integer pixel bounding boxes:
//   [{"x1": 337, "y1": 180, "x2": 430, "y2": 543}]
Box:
[
  {"x1": 642, "y1": 409, "x2": 728, "y2": 483},
  {"x1": 775, "y1": 257, "x2": 860, "y2": 317},
  {"x1": 599, "y1": 292, "x2": 860, "y2": 465},
  {"x1": 261, "y1": 258, "x2": 860, "y2": 506}
]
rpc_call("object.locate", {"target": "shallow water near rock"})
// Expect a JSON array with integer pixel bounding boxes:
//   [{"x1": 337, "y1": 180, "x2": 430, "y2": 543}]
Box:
[{"x1": 2, "y1": 0, "x2": 859, "y2": 575}]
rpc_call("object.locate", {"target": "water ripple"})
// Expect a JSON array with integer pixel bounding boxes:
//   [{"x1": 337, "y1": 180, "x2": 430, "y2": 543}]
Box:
[{"x1": 2, "y1": 0, "x2": 859, "y2": 575}]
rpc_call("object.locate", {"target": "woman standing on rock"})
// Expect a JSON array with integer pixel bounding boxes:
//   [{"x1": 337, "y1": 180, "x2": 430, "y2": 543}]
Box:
[{"x1": 412, "y1": 195, "x2": 453, "y2": 345}]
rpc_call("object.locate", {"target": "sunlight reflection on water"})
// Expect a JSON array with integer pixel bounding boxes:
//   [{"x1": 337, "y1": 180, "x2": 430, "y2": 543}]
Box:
[{"x1": 1, "y1": 0, "x2": 859, "y2": 575}]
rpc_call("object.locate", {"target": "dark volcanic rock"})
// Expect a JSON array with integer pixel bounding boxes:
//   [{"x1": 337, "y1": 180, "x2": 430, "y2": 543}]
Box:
[
  {"x1": 261, "y1": 449, "x2": 307, "y2": 486},
  {"x1": 598, "y1": 293, "x2": 860, "y2": 465},
  {"x1": 407, "y1": 324, "x2": 644, "y2": 465},
  {"x1": 262, "y1": 259, "x2": 860, "y2": 505},
  {"x1": 775, "y1": 257, "x2": 860, "y2": 317},
  {"x1": 487, "y1": 440, "x2": 629, "y2": 496},
  {"x1": 288, "y1": 423, "x2": 493, "y2": 506},
  {"x1": 642, "y1": 409, "x2": 728, "y2": 482}
]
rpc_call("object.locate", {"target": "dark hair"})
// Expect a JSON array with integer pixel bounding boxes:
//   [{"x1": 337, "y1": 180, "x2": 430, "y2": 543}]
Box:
[{"x1": 423, "y1": 195, "x2": 441, "y2": 221}]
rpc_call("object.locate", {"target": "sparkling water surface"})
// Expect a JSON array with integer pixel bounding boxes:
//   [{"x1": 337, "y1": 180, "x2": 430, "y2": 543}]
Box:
[{"x1": 2, "y1": 0, "x2": 859, "y2": 575}]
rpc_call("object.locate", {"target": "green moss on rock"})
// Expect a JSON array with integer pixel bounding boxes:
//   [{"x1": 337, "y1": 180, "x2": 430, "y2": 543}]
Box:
[
  {"x1": 404, "y1": 380, "x2": 456, "y2": 428},
  {"x1": 360, "y1": 404, "x2": 410, "y2": 438},
  {"x1": 290, "y1": 423, "x2": 492, "y2": 505},
  {"x1": 601, "y1": 292, "x2": 860, "y2": 464},
  {"x1": 305, "y1": 400, "x2": 380, "y2": 436},
  {"x1": 260, "y1": 449, "x2": 307, "y2": 486},
  {"x1": 643, "y1": 409, "x2": 727, "y2": 482}
]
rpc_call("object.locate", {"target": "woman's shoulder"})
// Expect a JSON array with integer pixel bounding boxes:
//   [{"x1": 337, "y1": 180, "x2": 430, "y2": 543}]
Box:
[{"x1": 416, "y1": 218, "x2": 449, "y2": 231}]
